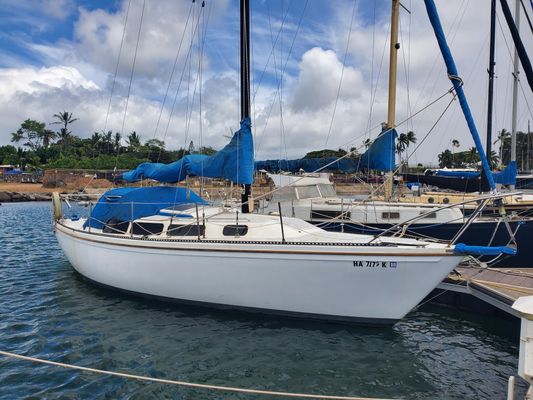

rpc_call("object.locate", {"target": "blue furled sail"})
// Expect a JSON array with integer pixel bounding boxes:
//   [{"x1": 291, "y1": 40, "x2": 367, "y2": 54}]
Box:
[
  {"x1": 359, "y1": 128, "x2": 397, "y2": 171},
  {"x1": 434, "y1": 161, "x2": 517, "y2": 185},
  {"x1": 84, "y1": 187, "x2": 206, "y2": 229},
  {"x1": 255, "y1": 129, "x2": 397, "y2": 174},
  {"x1": 121, "y1": 118, "x2": 254, "y2": 185},
  {"x1": 454, "y1": 243, "x2": 517, "y2": 256},
  {"x1": 424, "y1": 0, "x2": 497, "y2": 192}
]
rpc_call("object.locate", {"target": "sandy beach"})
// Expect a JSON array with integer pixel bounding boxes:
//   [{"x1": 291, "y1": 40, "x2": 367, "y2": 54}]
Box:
[{"x1": 0, "y1": 183, "x2": 52, "y2": 193}]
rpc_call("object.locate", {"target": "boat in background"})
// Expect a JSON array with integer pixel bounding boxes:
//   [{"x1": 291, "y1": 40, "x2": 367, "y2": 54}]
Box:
[{"x1": 260, "y1": 173, "x2": 533, "y2": 267}]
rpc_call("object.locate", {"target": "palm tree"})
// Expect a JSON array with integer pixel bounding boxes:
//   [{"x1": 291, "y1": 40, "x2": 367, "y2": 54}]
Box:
[
  {"x1": 493, "y1": 129, "x2": 511, "y2": 166},
  {"x1": 11, "y1": 130, "x2": 24, "y2": 144},
  {"x1": 39, "y1": 129, "x2": 57, "y2": 148},
  {"x1": 126, "y1": 131, "x2": 141, "y2": 151},
  {"x1": 102, "y1": 131, "x2": 113, "y2": 154},
  {"x1": 51, "y1": 111, "x2": 78, "y2": 152},
  {"x1": 114, "y1": 132, "x2": 122, "y2": 154},
  {"x1": 403, "y1": 131, "x2": 417, "y2": 167},
  {"x1": 395, "y1": 132, "x2": 409, "y2": 167},
  {"x1": 451, "y1": 139, "x2": 460, "y2": 165}
]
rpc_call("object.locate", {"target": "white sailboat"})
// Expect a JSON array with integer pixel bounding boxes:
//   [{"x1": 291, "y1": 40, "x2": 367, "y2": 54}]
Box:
[{"x1": 53, "y1": 0, "x2": 498, "y2": 324}]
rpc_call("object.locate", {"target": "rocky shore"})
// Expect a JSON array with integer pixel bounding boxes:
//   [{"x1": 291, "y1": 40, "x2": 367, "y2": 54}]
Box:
[{"x1": 0, "y1": 191, "x2": 52, "y2": 203}]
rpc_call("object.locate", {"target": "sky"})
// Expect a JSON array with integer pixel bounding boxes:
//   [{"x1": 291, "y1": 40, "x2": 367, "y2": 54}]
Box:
[{"x1": 0, "y1": 0, "x2": 532, "y2": 166}]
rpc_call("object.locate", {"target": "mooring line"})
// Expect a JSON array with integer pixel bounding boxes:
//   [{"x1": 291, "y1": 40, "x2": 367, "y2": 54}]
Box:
[{"x1": 0, "y1": 350, "x2": 392, "y2": 400}]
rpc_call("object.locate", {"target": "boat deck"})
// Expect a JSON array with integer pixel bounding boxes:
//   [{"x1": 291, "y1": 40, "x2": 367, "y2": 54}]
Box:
[{"x1": 437, "y1": 266, "x2": 533, "y2": 318}]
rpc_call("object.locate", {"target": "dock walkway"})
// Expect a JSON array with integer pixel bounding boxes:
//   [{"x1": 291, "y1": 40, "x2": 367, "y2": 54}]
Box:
[{"x1": 437, "y1": 266, "x2": 533, "y2": 318}]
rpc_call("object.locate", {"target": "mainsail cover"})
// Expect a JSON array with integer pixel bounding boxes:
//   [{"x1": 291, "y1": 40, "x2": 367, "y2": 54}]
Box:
[
  {"x1": 255, "y1": 129, "x2": 397, "y2": 174},
  {"x1": 121, "y1": 118, "x2": 254, "y2": 184}
]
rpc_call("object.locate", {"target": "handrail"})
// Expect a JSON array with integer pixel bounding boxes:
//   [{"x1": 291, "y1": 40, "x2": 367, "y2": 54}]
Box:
[{"x1": 369, "y1": 191, "x2": 523, "y2": 243}]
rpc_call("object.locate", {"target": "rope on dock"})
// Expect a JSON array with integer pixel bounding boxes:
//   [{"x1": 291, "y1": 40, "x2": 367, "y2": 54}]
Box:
[{"x1": 0, "y1": 350, "x2": 391, "y2": 400}]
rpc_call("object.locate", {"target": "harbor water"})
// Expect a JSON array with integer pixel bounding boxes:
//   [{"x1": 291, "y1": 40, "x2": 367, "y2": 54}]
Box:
[{"x1": 0, "y1": 202, "x2": 527, "y2": 399}]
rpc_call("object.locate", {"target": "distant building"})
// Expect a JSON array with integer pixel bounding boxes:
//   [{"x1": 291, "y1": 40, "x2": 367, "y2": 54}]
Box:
[{"x1": 0, "y1": 165, "x2": 16, "y2": 174}]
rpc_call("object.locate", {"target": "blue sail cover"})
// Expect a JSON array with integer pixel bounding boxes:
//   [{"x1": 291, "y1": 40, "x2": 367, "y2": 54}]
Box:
[
  {"x1": 424, "y1": 0, "x2": 497, "y2": 191},
  {"x1": 84, "y1": 186, "x2": 206, "y2": 229},
  {"x1": 255, "y1": 129, "x2": 397, "y2": 174},
  {"x1": 359, "y1": 129, "x2": 397, "y2": 171},
  {"x1": 434, "y1": 161, "x2": 517, "y2": 185},
  {"x1": 121, "y1": 118, "x2": 254, "y2": 184}
]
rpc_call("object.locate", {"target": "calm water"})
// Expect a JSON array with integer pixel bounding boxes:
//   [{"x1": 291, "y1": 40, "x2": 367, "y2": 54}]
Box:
[{"x1": 0, "y1": 202, "x2": 526, "y2": 399}]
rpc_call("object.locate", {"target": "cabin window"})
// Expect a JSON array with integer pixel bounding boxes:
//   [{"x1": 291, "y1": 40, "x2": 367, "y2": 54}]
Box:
[
  {"x1": 382, "y1": 212, "x2": 400, "y2": 219},
  {"x1": 311, "y1": 210, "x2": 351, "y2": 220},
  {"x1": 296, "y1": 186, "x2": 321, "y2": 200},
  {"x1": 317, "y1": 184, "x2": 336, "y2": 197},
  {"x1": 272, "y1": 187, "x2": 297, "y2": 202},
  {"x1": 168, "y1": 224, "x2": 205, "y2": 237},
  {"x1": 132, "y1": 222, "x2": 164, "y2": 235},
  {"x1": 223, "y1": 225, "x2": 248, "y2": 236},
  {"x1": 103, "y1": 219, "x2": 130, "y2": 234},
  {"x1": 420, "y1": 212, "x2": 437, "y2": 219}
]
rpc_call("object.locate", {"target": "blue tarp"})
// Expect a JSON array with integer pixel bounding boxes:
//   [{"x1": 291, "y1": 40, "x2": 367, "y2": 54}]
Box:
[
  {"x1": 359, "y1": 129, "x2": 397, "y2": 171},
  {"x1": 122, "y1": 118, "x2": 254, "y2": 184},
  {"x1": 255, "y1": 158, "x2": 360, "y2": 174},
  {"x1": 4, "y1": 169, "x2": 22, "y2": 174},
  {"x1": 434, "y1": 161, "x2": 517, "y2": 185},
  {"x1": 255, "y1": 129, "x2": 397, "y2": 174},
  {"x1": 84, "y1": 186, "x2": 206, "y2": 229},
  {"x1": 454, "y1": 243, "x2": 517, "y2": 256}
]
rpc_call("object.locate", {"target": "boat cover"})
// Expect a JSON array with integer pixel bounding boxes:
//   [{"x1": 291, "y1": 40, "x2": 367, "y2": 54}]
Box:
[
  {"x1": 434, "y1": 161, "x2": 517, "y2": 185},
  {"x1": 454, "y1": 243, "x2": 517, "y2": 256},
  {"x1": 84, "y1": 186, "x2": 206, "y2": 229},
  {"x1": 120, "y1": 118, "x2": 254, "y2": 185},
  {"x1": 255, "y1": 129, "x2": 397, "y2": 173}
]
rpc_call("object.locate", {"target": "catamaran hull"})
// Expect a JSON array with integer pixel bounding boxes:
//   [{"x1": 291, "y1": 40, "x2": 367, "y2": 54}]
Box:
[{"x1": 55, "y1": 223, "x2": 461, "y2": 324}]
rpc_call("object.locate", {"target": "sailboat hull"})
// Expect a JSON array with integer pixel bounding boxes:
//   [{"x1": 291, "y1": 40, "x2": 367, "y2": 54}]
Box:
[{"x1": 55, "y1": 222, "x2": 460, "y2": 324}]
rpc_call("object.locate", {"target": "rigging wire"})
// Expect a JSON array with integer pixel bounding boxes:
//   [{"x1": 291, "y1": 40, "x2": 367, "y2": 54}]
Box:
[
  {"x1": 520, "y1": 0, "x2": 533, "y2": 34},
  {"x1": 251, "y1": 1, "x2": 294, "y2": 104},
  {"x1": 324, "y1": 0, "x2": 357, "y2": 148},
  {"x1": 495, "y1": 11, "x2": 533, "y2": 124},
  {"x1": 103, "y1": 0, "x2": 132, "y2": 134},
  {"x1": 157, "y1": 5, "x2": 203, "y2": 160},
  {"x1": 254, "y1": 1, "x2": 308, "y2": 156},
  {"x1": 116, "y1": 0, "x2": 147, "y2": 169},
  {"x1": 364, "y1": 0, "x2": 377, "y2": 144},
  {"x1": 152, "y1": 1, "x2": 195, "y2": 141}
]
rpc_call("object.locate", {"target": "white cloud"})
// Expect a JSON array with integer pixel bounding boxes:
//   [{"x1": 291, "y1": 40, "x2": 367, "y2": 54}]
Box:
[
  {"x1": 0, "y1": 0, "x2": 532, "y2": 167},
  {"x1": 290, "y1": 47, "x2": 363, "y2": 112}
]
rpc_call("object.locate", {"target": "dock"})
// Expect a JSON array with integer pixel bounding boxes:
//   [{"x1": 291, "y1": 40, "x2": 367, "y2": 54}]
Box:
[{"x1": 435, "y1": 266, "x2": 533, "y2": 318}]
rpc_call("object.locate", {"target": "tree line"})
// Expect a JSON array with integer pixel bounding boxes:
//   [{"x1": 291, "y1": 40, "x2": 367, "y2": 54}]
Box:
[
  {"x1": 0, "y1": 112, "x2": 215, "y2": 170},
  {"x1": 438, "y1": 129, "x2": 533, "y2": 170}
]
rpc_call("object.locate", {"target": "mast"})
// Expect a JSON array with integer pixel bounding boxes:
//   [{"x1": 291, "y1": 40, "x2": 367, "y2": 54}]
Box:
[
  {"x1": 486, "y1": 0, "x2": 497, "y2": 166},
  {"x1": 510, "y1": 0, "x2": 520, "y2": 187},
  {"x1": 240, "y1": 0, "x2": 252, "y2": 213},
  {"x1": 385, "y1": 0, "x2": 400, "y2": 200},
  {"x1": 240, "y1": 0, "x2": 250, "y2": 121}
]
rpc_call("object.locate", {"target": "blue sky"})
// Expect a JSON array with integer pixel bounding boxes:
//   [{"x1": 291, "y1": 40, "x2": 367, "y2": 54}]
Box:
[{"x1": 0, "y1": 0, "x2": 532, "y2": 164}]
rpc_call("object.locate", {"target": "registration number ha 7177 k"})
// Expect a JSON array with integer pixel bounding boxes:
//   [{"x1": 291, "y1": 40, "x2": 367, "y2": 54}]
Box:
[{"x1": 352, "y1": 260, "x2": 397, "y2": 268}]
